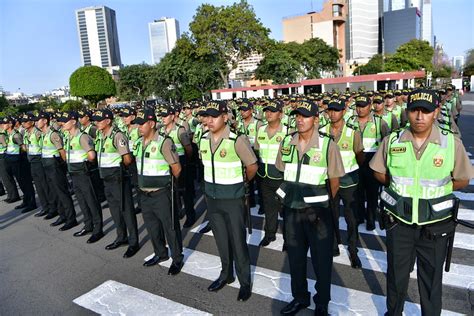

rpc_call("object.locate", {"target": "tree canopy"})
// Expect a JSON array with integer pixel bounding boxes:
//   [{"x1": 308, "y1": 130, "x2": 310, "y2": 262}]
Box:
[
  {"x1": 353, "y1": 54, "x2": 384, "y2": 75},
  {"x1": 117, "y1": 63, "x2": 153, "y2": 101},
  {"x1": 69, "y1": 66, "x2": 116, "y2": 105},
  {"x1": 385, "y1": 39, "x2": 434, "y2": 72}
]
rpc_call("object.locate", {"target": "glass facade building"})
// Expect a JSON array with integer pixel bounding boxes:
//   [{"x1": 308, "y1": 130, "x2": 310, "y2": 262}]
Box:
[{"x1": 148, "y1": 18, "x2": 180, "y2": 64}]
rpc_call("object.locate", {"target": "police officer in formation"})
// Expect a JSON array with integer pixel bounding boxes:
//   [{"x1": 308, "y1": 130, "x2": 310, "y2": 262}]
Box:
[
  {"x1": 1, "y1": 84, "x2": 469, "y2": 315},
  {"x1": 370, "y1": 88, "x2": 472, "y2": 315}
]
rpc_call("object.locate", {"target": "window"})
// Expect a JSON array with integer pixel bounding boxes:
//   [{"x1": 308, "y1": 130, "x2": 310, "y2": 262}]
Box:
[
  {"x1": 264, "y1": 89, "x2": 269, "y2": 96},
  {"x1": 216, "y1": 92, "x2": 221, "y2": 99},
  {"x1": 332, "y1": 4, "x2": 342, "y2": 17}
]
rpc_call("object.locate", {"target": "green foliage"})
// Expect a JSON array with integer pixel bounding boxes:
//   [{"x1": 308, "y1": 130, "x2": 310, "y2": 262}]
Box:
[
  {"x1": 385, "y1": 39, "x2": 434, "y2": 72},
  {"x1": 432, "y1": 64, "x2": 453, "y2": 78},
  {"x1": 61, "y1": 100, "x2": 84, "y2": 111},
  {"x1": 0, "y1": 95, "x2": 10, "y2": 112},
  {"x1": 189, "y1": 0, "x2": 270, "y2": 87},
  {"x1": 117, "y1": 63, "x2": 153, "y2": 101},
  {"x1": 69, "y1": 66, "x2": 116, "y2": 105},
  {"x1": 255, "y1": 48, "x2": 301, "y2": 84},
  {"x1": 465, "y1": 49, "x2": 474, "y2": 67},
  {"x1": 353, "y1": 54, "x2": 384, "y2": 75},
  {"x1": 255, "y1": 38, "x2": 339, "y2": 83}
]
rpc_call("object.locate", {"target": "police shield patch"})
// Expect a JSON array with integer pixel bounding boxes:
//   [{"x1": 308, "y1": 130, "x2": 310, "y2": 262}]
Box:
[
  {"x1": 433, "y1": 156, "x2": 444, "y2": 167},
  {"x1": 312, "y1": 152, "x2": 321, "y2": 163},
  {"x1": 219, "y1": 148, "x2": 227, "y2": 158},
  {"x1": 276, "y1": 136, "x2": 282, "y2": 142}
]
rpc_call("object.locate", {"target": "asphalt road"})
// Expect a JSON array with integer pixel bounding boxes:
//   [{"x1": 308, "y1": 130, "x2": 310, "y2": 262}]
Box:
[{"x1": 1, "y1": 94, "x2": 474, "y2": 315}]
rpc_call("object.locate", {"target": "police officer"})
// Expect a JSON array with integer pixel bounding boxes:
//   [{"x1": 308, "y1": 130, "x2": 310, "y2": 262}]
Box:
[
  {"x1": 200, "y1": 101, "x2": 256, "y2": 302},
  {"x1": 322, "y1": 99, "x2": 363, "y2": 267},
  {"x1": 254, "y1": 100, "x2": 287, "y2": 248},
  {"x1": 158, "y1": 105, "x2": 196, "y2": 228},
  {"x1": 36, "y1": 111, "x2": 77, "y2": 226},
  {"x1": 372, "y1": 94, "x2": 400, "y2": 132},
  {"x1": 133, "y1": 108, "x2": 184, "y2": 275},
  {"x1": 2, "y1": 116, "x2": 37, "y2": 213},
  {"x1": 21, "y1": 112, "x2": 54, "y2": 218},
  {"x1": 60, "y1": 111, "x2": 104, "y2": 235},
  {"x1": 350, "y1": 94, "x2": 389, "y2": 230},
  {"x1": 370, "y1": 88, "x2": 472, "y2": 315},
  {"x1": 275, "y1": 100, "x2": 344, "y2": 315},
  {"x1": 0, "y1": 119, "x2": 20, "y2": 203},
  {"x1": 93, "y1": 109, "x2": 140, "y2": 257}
]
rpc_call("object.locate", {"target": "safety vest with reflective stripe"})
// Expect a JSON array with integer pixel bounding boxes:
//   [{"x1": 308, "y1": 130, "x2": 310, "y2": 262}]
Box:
[
  {"x1": 65, "y1": 132, "x2": 88, "y2": 173},
  {"x1": 193, "y1": 124, "x2": 204, "y2": 146},
  {"x1": 135, "y1": 134, "x2": 171, "y2": 189},
  {"x1": 323, "y1": 123, "x2": 359, "y2": 188},
  {"x1": 24, "y1": 128, "x2": 43, "y2": 157},
  {"x1": 355, "y1": 116, "x2": 383, "y2": 153},
  {"x1": 238, "y1": 119, "x2": 258, "y2": 147},
  {"x1": 256, "y1": 124, "x2": 285, "y2": 180},
  {"x1": 188, "y1": 117, "x2": 197, "y2": 134},
  {"x1": 389, "y1": 106, "x2": 402, "y2": 124},
  {"x1": 127, "y1": 127, "x2": 140, "y2": 153},
  {"x1": 0, "y1": 131, "x2": 7, "y2": 154},
  {"x1": 6, "y1": 130, "x2": 20, "y2": 155},
  {"x1": 162, "y1": 125, "x2": 185, "y2": 156},
  {"x1": 200, "y1": 132, "x2": 245, "y2": 199},
  {"x1": 277, "y1": 132, "x2": 330, "y2": 209},
  {"x1": 381, "y1": 128, "x2": 455, "y2": 225},
  {"x1": 97, "y1": 129, "x2": 122, "y2": 169},
  {"x1": 41, "y1": 128, "x2": 60, "y2": 158}
]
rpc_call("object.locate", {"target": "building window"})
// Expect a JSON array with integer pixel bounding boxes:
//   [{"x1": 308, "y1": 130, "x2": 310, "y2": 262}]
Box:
[
  {"x1": 332, "y1": 4, "x2": 342, "y2": 17},
  {"x1": 216, "y1": 92, "x2": 221, "y2": 99},
  {"x1": 264, "y1": 89, "x2": 269, "y2": 96}
]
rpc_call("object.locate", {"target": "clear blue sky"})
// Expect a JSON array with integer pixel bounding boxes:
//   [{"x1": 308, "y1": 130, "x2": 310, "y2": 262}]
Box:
[{"x1": 0, "y1": 0, "x2": 472, "y2": 94}]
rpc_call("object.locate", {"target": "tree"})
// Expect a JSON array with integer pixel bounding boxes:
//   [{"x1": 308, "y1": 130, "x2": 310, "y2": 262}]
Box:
[
  {"x1": 189, "y1": 0, "x2": 270, "y2": 88},
  {"x1": 465, "y1": 49, "x2": 474, "y2": 67},
  {"x1": 255, "y1": 49, "x2": 301, "y2": 84},
  {"x1": 353, "y1": 54, "x2": 384, "y2": 75},
  {"x1": 299, "y1": 38, "x2": 340, "y2": 78},
  {"x1": 432, "y1": 64, "x2": 454, "y2": 79},
  {"x1": 385, "y1": 39, "x2": 434, "y2": 72},
  {"x1": 61, "y1": 100, "x2": 84, "y2": 111},
  {"x1": 0, "y1": 95, "x2": 10, "y2": 112},
  {"x1": 117, "y1": 63, "x2": 153, "y2": 101},
  {"x1": 69, "y1": 66, "x2": 116, "y2": 106},
  {"x1": 464, "y1": 63, "x2": 474, "y2": 77}
]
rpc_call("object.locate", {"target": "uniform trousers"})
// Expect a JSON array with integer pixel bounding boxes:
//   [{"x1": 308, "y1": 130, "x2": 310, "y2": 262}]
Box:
[
  {"x1": 5, "y1": 154, "x2": 36, "y2": 208},
  {"x1": 258, "y1": 176, "x2": 284, "y2": 238},
  {"x1": 357, "y1": 152, "x2": 380, "y2": 225},
  {"x1": 140, "y1": 187, "x2": 183, "y2": 263},
  {"x1": 386, "y1": 220, "x2": 450, "y2": 316},
  {"x1": 70, "y1": 172, "x2": 103, "y2": 234},
  {"x1": 102, "y1": 170, "x2": 139, "y2": 247},
  {"x1": 42, "y1": 158, "x2": 76, "y2": 223},
  {"x1": 0, "y1": 157, "x2": 18, "y2": 200},
  {"x1": 284, "y1": 206, "x2": 334, "y2": 308},
  {"x1": 333, "y1": 184, "x2": 359, "y2": 254},
  {"x1": 30, "y1": 160, "x2": 53, "y2": 214},
  {"x1": 206, "y1": 196, "x2": 251, "y2": 288}
]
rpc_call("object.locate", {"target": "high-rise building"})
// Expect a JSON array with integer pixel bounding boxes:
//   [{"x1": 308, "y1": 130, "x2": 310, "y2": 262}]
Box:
[
  {"x1": 148, "y1": 18, "x2": 180, "y2": 64},
  {"x1": 421, "y1": 0, "x2": 433, "y2": 46},
  {"x1": 383, "y1": 7, "x2": 421, "y2": 53},
  {"x1": 452, "y1": 56, "x2": 465, "y2": 72},
  {"x1": 75, "y1": 6, "x2": 122, "y2": 69},
  {"x1": 346, "y1": 0, "x2": 380, "y2": 62},
  {"x1": 282, "y1": 0, "x2": 348, "y2": 76}
]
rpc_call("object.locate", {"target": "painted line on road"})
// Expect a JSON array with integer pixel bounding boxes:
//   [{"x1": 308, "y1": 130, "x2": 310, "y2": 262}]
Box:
[
  {"x1": 190, "y1": 221, "x2": 474, "y2": 291},
  {"x1": 73, "y1": 280, "x2": 210, "y2": 315},
  {"x1": 462, "y1": 101, "x2": 474, "y2": 106},
  {"x1": 145, "y1": 248, "x2": 461, "y2": 315},
  {"x1": 249, "y1": 207, "x2": 474, "y2": 251}
]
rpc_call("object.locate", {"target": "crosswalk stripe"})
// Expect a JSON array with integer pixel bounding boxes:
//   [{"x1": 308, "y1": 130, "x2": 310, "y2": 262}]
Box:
[
  {"x1": 190, "y1": 221, "x2": 474, "y2": 291},
  {"x1": 454, "y1": 191, "x2": 474, "y2": 201},
  {"x1": 73, "y1": 280, "x2": 210, "y2": 315},
  {"x1": 249, "y1": 207, "x2": 474, "y2": 251},
  {"x1": 150, "y1": 248, "x2": 461, "y2": 315}
]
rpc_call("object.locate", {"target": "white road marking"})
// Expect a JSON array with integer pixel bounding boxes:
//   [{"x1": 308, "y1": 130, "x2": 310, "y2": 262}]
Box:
[
  {"x1": 73, "y1": 280, "x2": 210, "y2": 315},
  {"x1": 190, "y1": 222, "x2": 474, "y2": 291}
]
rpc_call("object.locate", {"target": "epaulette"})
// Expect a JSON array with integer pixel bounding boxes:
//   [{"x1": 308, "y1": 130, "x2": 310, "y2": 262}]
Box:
[{"x1": 319, "y1": 130, "x2": 334, "y2": 141}]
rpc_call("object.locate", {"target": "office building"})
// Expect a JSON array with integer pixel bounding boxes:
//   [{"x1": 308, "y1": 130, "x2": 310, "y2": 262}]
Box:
[
  {"x1": 452, "y1": 56, "x2": 465, "y2": 72},
  {"x1": 383, "y1": 7, "x2": 421, "y2": 53},
  {"x1": 75, "y1": 6, "x2": 122, "y2": 69},
  {"x1": 148, "y1": 18, "x2": 180, "y2": 64}
]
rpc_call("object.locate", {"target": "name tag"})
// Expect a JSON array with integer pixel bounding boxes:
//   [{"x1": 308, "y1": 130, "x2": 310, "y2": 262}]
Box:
[{"x1": 390, "y1": 147, "x2": 406, "y2": 154}]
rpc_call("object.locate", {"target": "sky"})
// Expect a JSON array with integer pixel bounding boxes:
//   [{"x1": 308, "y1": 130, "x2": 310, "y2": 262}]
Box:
[{"x1": 0, "y1": 0, "x2": 473, "y2": 94}]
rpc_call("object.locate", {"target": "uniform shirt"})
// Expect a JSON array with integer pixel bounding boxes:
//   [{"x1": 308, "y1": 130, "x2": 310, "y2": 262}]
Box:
[
  {"x1": 328, "y1": 123, "x2": 364, "y2": 154},
  {"x1": 254, "y1": 123, "x2": 285, "y2": 151},
  {"x1": 203, "y1": 125, "x2": 257, "y2": 167},
  {"x1": 369, "y1": 125, "x2": 473, "y2": 181},
  {"x1": 165, "y1": 124, "x2": 192, "y2": 147},
  {"x1": 102, "y1": 127, "x2": 130, "y2": 156},
  {"x1": 68, "y1": 128, "x2": 95, "y2": 153},
  {"x1": 275, "y1": 129, "x2": 346, "y2": 179},
  {"x1": 356, "y1": 114, "x2": 390, "y2": 139},
  {"x1": 376, "y1": 111, "x2": 400, "y2": 131},
  {"x1": 140, "y1": 131, "x2": 179, "y2": 192}
]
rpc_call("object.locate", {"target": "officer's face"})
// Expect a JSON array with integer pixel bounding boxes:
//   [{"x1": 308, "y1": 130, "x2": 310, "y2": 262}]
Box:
[
  {"x1": 207, "y1": 114, "x2": 227, "y2": 133},
  {"x1": 138, "y1": 121, "x2": 155, "y2": 137},
  {"x1": 62, "y1": 119, "x2": 75, "y2": 131},
  {"x1": 356, "y1": 105, "x2": 371, "y2": 118},
  {"x1": 95, "y1": 119, "x2": 110, "y2": 131},
  {"x1": 327, "y1": 109, "x2": 345, "y2": 123},
  {"x1": 385, "y1": 97, "x2": 394, "y2": 107},
  {"x1": 264, "y1": 110, "x2": 282, "y2": 124},
  {"x1": 122, "y1": 115, "x2": 135, "y2": 125},
  {"x1": 296, "y1": 114, "x2": 318, "y2": 134},
  {"x1": 22, "y1": 121, "x2": 32, "y2": 129},
  {"x1": 408, "y1": 107, "x2": 439, "y2": 134},
  {"x1": 201, "y1": 115, "x2": 209, "y2": 127},
  {"x1": 36, "y1": 118, "x2": 47, "y2": 130},
  {"x1": 240, "y1": 109, "x2": 252, "y2": 119},
  {"x1": 372, "y1": 102, "x2": 384, "y2": 113},
  {"x1": 79, "y1": 116, "x2": 89, "y2": 126},
  {"x1": 162, "y1": 114, "x2": 174, "y2": 126}
]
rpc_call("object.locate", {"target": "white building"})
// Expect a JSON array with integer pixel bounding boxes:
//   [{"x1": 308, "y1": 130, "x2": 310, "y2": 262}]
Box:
[
  {"x1": 75, "y1": 6, "x2": 122, "y2": 69},
  {"x1": 421, "y1": 0, "x2": 433, "y2": 46},
  {"x1": 228, "y1": 54, "x2": 264, "y2": 86},
  {"x1": 452, "y1": 56, "x2": 465, "y2": 72},
  {"x1": 148, "y1": 18, "x2": 180, "y2": 64},
  {"x1": 346, "y1": 0, "x2": 380, "y2": 62}
]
